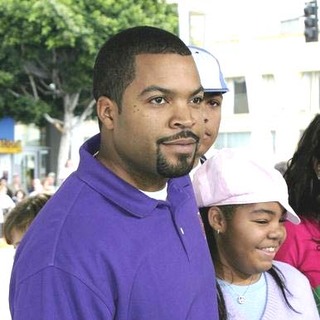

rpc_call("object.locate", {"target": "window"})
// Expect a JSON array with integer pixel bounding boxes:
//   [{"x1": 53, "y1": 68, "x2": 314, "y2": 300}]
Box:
[
  {"x1": 214, "y1": 132, "x2": 251, "y2": 149},
  {"x1": 189, "y1": 12, "x2": 205, "y2": 46},
  {"x1": 301, "y1": 72, "x2": 320, "y2": 112},
  {"x1": 234, "y1": 78, "x2": 249, "y2": 114}
]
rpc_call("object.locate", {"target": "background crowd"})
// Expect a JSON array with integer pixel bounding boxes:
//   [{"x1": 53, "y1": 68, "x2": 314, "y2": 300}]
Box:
[{"x1": 0, "y1": 161, "x2": 75, "y2": 239}]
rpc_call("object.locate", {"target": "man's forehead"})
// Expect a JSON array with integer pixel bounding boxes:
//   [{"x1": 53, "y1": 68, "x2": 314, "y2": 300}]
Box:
[{"x1": 130, "y1": 54, "x2": 202, "y2": 94}]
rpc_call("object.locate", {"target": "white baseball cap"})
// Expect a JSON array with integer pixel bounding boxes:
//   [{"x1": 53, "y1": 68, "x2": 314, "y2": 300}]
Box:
[
  {"x1": 189, "y1": 45, "x2": 229, "y2": 93},
  {"x1": 192, "y1": 148, "x2": 300, "y2": 225}
]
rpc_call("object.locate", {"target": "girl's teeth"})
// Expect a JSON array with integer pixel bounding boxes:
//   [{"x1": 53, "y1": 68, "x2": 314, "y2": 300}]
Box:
[{"x1": 264, "y1": 247, "x2": 275, "y2": 252}]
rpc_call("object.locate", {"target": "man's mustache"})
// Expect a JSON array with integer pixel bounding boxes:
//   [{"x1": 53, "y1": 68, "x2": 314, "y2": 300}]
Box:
[{"x1": 157, "y1": 131, "x2": 200, "y2": 144}]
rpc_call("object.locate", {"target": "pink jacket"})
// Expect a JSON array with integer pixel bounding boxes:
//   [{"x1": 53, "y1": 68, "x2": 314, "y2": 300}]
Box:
[{"x1": 275, "y1": 218, "x2": 320, "y2": 313}]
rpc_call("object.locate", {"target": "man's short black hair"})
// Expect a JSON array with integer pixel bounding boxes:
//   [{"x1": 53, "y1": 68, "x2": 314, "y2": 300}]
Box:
[{"x1": 92, "y1": 26, "x2": 191, "y2": 110}]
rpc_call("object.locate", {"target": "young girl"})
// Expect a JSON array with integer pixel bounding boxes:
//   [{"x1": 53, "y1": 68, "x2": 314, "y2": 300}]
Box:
[{"x1": 193, "y1": 148, "x2": 319, "y2": 319}]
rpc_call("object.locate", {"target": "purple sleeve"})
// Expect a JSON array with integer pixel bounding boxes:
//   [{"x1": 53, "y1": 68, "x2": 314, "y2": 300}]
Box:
[{"x1": 10, "y1": 267, "x2": 113, "y2": 319}]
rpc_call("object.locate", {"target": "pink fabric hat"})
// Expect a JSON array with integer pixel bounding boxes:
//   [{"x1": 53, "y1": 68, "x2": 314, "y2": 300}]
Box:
[{"x1": 192, "y1": 148, "x2": 300, "y2": 225}]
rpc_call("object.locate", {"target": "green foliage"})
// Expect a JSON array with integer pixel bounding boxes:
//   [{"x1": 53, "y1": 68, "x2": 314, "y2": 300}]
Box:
[
  {"x1": 0, "y1": 0, "x2": 178, "y2": 125},
  {"x1": 0, "y1": 96, "x2": 51, "y2": 126}
]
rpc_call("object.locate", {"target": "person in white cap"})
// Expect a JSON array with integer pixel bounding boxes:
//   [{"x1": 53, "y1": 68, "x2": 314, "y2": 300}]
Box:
[
  {"x1": 188, "y1": 46, "x2": 228, "y2": 178},
  {"x1": 192, "y1": 148, "x2": 319, "y2": 320}
]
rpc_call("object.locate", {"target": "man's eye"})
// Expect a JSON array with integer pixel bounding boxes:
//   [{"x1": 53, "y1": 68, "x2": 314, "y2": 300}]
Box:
[
  {"x1": 192, "y1": 97, "x2": 203, "y2": 104},
  {"x1": 150, "y1": 97, "x2": 166, "y2": 104},
  {"x1": 207, "y1": 100, "x2": 220, "y2": 107}
]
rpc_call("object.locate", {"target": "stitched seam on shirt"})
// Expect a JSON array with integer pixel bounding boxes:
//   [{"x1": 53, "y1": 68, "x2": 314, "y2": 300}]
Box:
[
  {"x1": 17, "y1": 264, "x2": 114, "y2": 316},
  {"x1": 49, "y1": 184, "x2": 85, "y2": 266}
]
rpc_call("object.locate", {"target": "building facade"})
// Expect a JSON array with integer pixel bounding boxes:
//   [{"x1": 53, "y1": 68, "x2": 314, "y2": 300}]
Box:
[{"x1": 176, "y1": 0, "x2": 320, "y2": 164}]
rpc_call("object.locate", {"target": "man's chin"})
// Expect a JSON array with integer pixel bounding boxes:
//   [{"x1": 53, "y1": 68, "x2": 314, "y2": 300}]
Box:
[{"x1": 158, "y1": 160, "x2": 195, "y2": 178}]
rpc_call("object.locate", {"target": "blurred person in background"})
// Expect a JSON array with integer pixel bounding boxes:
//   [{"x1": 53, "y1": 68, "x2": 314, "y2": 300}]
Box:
[
  {"x1": 0, "y1": 184, "x2": 15, "y2": 238},
  {"x1": 8, "y1": 173, "x2": 26, "y2": 195},
  {"x1": 42, "y1": 172, "x2": 57, "y2": 195},
  {"x1": 275, "y1": 114, "x2": 320, "y2": 314},
  {"x1": 12, "y1": 189, "x2": 27, "y2": 204},
  {"x1": 4, "y1": 193, "x2": 51, "y2": 249},
  {"x1": 57, "y1": 159, "x2": 76, "y2": 186},
  {"x1": 188, "y1": 45, "x2": 228, "y2": 178},
  {"x1": 0, "y1": 177, "x2": 13, "y2": 198},
  {"x1": 274, "y1": 161, "x2": 288, "y2": 176},
  {"x1": 28, "y1": 178, "x2": 44, "y2": 196}
]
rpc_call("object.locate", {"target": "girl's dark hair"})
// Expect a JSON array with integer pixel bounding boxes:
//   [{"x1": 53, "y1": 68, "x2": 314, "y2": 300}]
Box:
[
  {"x1": 216, "y1": 280, "x2": 228, "y2": 320},
  {"x1": 284, "y1": 114, "x2": 320, "y2": 219},
  {"x1": 200, "y1": 205, "x2": 300, "y2": 319}
]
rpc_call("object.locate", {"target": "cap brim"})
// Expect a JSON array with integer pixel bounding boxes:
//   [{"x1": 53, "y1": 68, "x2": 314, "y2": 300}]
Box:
[
  {"x1": 204, "y1": 88, "x2": 229, "y2": 94},
  {"x1": 281, "y1": 201, "x2": 300, "y2": 224}
]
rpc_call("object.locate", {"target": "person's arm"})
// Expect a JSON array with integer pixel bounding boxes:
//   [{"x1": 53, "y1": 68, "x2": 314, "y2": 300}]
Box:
[{"x1": 10, "y1": 267, "x2": 114, "y2": 319}]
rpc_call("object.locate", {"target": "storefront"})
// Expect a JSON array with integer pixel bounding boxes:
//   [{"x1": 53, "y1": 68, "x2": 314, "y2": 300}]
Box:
[{"x1": 0, "y1": 117, "x2": 49, "y2": 191}]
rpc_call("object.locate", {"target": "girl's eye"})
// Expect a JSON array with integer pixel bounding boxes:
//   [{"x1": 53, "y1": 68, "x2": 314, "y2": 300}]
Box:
[
  {"x1": 255, "y1": 220, "x2": 268, "y2": 224},
  {"x1": 279, "y1": 216, "x2": 287, "y2": 223}
]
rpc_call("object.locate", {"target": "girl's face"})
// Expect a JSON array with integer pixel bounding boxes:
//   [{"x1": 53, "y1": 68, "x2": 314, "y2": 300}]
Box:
[{"x1": 213, "y1": 202, "x2": 287, "y2": 282}]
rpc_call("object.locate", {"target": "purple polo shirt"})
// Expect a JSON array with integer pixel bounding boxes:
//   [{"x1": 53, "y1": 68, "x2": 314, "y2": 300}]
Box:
[{"x1": 9, "y1": 134, "x2": 218, "y2": 319}]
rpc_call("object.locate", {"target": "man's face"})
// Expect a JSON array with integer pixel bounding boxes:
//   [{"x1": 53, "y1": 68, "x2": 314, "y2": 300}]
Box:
[
  {"x1": 105, "y1": 53, "x2": 205, "y2": 190},
  {"x1": 198, "y1": 92, "x2": 223, "y2": 156}
]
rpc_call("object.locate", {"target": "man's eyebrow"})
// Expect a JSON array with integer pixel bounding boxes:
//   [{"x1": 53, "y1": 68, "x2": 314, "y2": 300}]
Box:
[
  {"x1": 192, "y1": 86, "x2": 204, "y2": 96},
  {"x1": 139, "y1": 86, "x2": 171, "y2": 97},
  {"x1": 139, "y1": 85, "x2": 204, "y2": 97}
]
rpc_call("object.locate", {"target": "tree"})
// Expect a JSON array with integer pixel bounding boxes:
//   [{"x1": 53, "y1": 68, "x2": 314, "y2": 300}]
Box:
[{"x1": 0, "y1": 0, "x2": 178, "y2": 177}]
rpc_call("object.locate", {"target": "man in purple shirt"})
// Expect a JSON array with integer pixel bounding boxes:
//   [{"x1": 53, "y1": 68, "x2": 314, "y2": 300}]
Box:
[{"x1": 9, "y1": 26, "x2": 218, "y2": 319}]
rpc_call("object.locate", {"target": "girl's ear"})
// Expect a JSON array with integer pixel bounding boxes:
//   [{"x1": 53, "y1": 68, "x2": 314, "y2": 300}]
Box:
[
  {"x1": 96, "y1": 96, "x2": 117, "y2": 129},
  {"x1": 208, "y1": 207, "x2": 226, "y2": 233}
]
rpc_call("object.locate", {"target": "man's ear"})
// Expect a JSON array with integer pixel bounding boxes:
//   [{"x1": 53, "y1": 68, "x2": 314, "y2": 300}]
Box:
[
  {"x1": 96, "y1": 96, "x2": 117, "y2": 129},
  {"x1": 208, "y1": 207, "x2": 226, "y2": 233}
]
